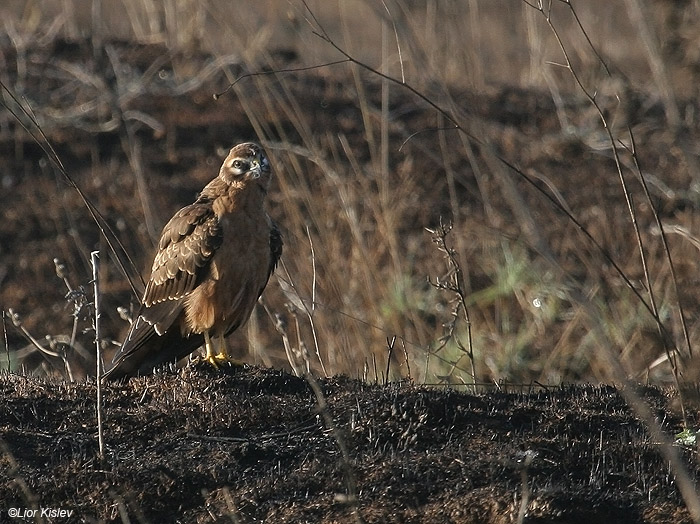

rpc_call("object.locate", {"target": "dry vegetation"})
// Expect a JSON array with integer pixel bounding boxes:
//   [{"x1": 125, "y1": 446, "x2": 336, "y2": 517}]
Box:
[
  {"x1": 2, "y1": 0, "x2": 699, "y2": 385},
  {"x1": 2, "y1": 0, "x2": 700, "y2": 521}
]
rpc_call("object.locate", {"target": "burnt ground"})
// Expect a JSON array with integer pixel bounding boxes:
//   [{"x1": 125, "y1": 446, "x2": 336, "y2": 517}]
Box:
[{"x1": 0, "y1": 364, "x2": 696, "y2": 524}]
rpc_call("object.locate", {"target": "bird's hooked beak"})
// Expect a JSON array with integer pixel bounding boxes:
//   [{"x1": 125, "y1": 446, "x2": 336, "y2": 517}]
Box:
[
  {"x1": 248, "y1": 153, "x2": 269, "y2": 180},
  {"x1": 249, "y1": 158, "x2": 262, "y2": 179}
]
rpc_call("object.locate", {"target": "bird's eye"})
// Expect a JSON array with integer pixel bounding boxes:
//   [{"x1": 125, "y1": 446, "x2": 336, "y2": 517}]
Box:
[{"x1": 232, "y1": 159, "x2": 245, "y2": 170}]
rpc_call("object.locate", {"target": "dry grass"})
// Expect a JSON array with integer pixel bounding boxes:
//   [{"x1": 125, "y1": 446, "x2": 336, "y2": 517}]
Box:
[{"x1": 2, "y1": 0, "x2": 700, "y2": 390}]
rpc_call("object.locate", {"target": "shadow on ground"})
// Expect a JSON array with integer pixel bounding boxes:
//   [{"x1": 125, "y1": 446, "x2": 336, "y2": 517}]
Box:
[{"x1": 0, "y1": 365, "x2": 693, "y2": 523}]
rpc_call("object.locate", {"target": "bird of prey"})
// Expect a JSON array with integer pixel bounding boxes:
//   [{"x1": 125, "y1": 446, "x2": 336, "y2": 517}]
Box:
[{"x1": 105, "y1": 142, "x2": 282, "y2": 380}]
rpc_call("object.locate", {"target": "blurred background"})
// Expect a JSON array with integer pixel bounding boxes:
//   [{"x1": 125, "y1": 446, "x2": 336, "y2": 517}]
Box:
[{"x1": 2, "y1": 0, "x2": 700, "y2": 386}]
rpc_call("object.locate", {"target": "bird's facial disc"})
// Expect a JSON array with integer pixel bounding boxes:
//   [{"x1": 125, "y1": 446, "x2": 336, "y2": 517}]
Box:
[{"x1": 225, "y1": 149, "x2": 269, "y2": 181}]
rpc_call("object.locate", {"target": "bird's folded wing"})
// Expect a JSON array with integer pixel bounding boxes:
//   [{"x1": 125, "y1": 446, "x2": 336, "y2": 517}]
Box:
[{"x1": 112, "y1": 199, "x2": 223, "y2": 363}]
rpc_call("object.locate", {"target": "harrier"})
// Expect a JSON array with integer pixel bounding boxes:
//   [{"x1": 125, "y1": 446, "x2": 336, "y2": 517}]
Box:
[{"x1": 105, "y1": 142, "x2": 282, "y2": 380}]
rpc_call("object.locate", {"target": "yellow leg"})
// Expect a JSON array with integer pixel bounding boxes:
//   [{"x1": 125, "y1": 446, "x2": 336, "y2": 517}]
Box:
[
  {"x1": 204, "y1": 331, "x2": 221, "y2": 368},
  {"x1": 216, "y1": 336, "x2": 229, "y2": 360},
  {"x1": 204, "y1": 331, "x2": 214, "y2": 360},
  {"x1": 204, "y1": 332, "x2": 235, "y2": 368}
]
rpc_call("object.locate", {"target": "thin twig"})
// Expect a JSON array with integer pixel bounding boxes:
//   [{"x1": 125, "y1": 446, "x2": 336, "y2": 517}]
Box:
[
  {"x1": 516, "y1": 450, "x2": 536, "y2": 524},
  {"x1": 622, "y1": 130, "x2": 692, "y2": 358},
  {"x1": 427, "y1": 221, "x2": 478, "y2": 393},
  {"x1": 213, "y1": 59, "x2": 352, "y2": 99},
  {"x1": 91, "y1": 251, "x2": 104, "y2": 460},
  {"x1": 304, "y1": 225, "x2": 326, "y2": 376},
  {"x1": 385, "y1": 336, "x2": 396, "y2": 385},
  {"x1": 53, "y1": 258, "x2": 81, "y2": 355},
  {"x1": 2, "y1": 311, "x2": 9, "y2": 373},
  {"x1": 380, "y1": 0, "x2": 405, "y2": 84},
  {"x1": 7, "y1": 308, "x2": 61, "y2": 359}
]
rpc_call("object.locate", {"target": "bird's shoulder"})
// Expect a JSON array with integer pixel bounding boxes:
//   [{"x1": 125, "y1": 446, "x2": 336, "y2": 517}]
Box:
[{"x1": 157, "y1": 197, "x2": 219, "y2": 250}]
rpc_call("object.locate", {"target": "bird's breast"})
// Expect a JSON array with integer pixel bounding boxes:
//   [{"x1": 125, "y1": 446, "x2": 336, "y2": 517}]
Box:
[{"x1": 183, "y1": 204, "x2": 272, "y2": 336}]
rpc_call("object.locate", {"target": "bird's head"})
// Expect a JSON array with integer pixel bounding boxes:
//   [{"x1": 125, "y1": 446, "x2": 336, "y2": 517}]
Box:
[{"x1": 220, "y1": 142, "x2": 271, "y2": 190}]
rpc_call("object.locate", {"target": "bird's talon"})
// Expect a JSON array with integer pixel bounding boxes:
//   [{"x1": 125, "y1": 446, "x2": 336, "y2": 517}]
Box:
[
  {"x1": 204, "y1": 353, "x2": 243, "y2": 369},
  {"x1": 204, "y1": 355, "x2": 221, "y2": 369}
]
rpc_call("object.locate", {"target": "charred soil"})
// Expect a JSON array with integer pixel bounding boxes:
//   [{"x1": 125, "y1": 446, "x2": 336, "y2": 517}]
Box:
[{"x1": 0, "y1": 365, "x2": 695, "y2": 523}]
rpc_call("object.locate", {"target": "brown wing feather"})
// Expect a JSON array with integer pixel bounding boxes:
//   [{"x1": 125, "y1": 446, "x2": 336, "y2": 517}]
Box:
[
  {"x1": 144, "y1": 201, "x2": 221, "y2": 308},
  {"x1": 106, "y1": 198, "x2": 222, "y2": 373},
  {"x1": 265, "y1": 221, "x2": 283, "y2": 295}
]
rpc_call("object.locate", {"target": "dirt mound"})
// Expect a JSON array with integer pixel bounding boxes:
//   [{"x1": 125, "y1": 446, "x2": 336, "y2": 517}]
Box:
[{"x1": 0, "y1": 365, "x2": 693, "y2": 523}]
